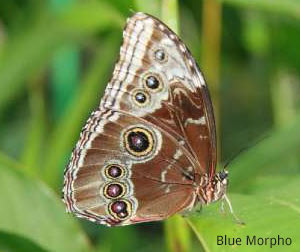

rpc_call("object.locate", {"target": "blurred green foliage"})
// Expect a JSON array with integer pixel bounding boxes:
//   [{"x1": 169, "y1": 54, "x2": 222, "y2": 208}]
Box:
[{"x1": 0, "y1": 0, "x2": 299, "y2": 251}]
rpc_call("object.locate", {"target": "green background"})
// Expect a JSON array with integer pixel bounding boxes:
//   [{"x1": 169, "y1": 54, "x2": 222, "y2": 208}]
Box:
[{"x1": 0, "y1": 0, "x2": 299, "y2": 251}]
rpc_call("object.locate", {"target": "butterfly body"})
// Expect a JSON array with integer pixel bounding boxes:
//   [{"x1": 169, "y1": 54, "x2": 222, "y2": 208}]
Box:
[{"x1": 63, "y1": 12, "x2": 228, "y2": 226}]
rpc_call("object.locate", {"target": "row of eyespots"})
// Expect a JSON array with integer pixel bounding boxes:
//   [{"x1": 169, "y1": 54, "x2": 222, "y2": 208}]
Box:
[
  {"x1": 132, "y1": 73, "x2": 163, "y2": 106},
  {"x1": 103, "y1": 164, "x2": 132, "y2": 220},
  {"x1": 132, "y1": 48, "x2": 167, "y2": 106}
]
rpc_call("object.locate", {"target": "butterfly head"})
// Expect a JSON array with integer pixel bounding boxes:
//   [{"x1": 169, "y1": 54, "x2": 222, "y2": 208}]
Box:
[{"x1": 212, "y1": 170, "x2": 229, "y2": 202}]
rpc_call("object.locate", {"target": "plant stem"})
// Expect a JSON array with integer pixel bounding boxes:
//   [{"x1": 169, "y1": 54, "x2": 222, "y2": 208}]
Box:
[
  {"x1": 21, "y1": 70, "x2": 47, "y2": 176},
  {"x1": 165, "y1": 215, "x2": 191, "y2": 252},
  {"x1": 202, "y1": 0, "x2": 222, "y2": 162},
  {"x1": 161, "y1": 0, "x2": 179, "y2": 32}
]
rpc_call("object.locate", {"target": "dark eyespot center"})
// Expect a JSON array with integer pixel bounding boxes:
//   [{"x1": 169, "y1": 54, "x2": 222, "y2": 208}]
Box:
[
  {"x1": 111, "y1": 201, "x2": 128, "y2": 218},
  {"x1": 135, "y1": 92, "x2": 147, "y2": 103},
  {"x1": 146, "y1": 76, "x2": 160, "y2": 89},
  {"x1": 107, "y1": 165, "x2": 122, "y2": 178},
  {"x1": 127, "y1": 131, "x2": 149, "y2": 152},
  {"x1": 106, "y1": 183, "x2": 123, "y2": 198},
  {"x1": 154, "y1": 49, "x2": 166, "y2": 61}
]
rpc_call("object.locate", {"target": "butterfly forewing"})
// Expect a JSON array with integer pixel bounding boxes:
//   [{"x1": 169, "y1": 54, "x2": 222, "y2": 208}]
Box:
[{"x1": 63, "y1": 12, "x2": 217, "y2": 226}]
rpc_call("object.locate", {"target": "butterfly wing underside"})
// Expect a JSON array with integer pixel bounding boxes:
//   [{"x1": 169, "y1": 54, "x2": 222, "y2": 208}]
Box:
[{"x1": 63, "y1": 12, "x2": 217, "y2": 226}]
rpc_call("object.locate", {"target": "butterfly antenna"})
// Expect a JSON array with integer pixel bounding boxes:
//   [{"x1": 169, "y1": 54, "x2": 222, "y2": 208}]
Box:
[
  {"x1": 223, "y1": 133, "x2": 270, "y2": 170},
  {"x1": 223, "y1": 146, "x2": 249, "y2": 170}
]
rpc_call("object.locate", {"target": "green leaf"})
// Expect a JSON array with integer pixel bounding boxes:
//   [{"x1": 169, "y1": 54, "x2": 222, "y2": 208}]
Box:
[
  {"x1": 229, "y1": 112, "x2": 300, "y2": 192},
  {"x1": 0, "y1": 231, "x2": 48, "y2": 252},
  {"x1": 187, "y1": 176, "x2": 300, "y2": 251},
  {"x1": 0, "y1": 159, "x2": 90, "y2": 252}
]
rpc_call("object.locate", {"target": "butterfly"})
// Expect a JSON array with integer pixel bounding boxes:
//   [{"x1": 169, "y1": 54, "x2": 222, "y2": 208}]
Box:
[{"x1": 62, "y1": 12, "x2": 229, "y2": 226}]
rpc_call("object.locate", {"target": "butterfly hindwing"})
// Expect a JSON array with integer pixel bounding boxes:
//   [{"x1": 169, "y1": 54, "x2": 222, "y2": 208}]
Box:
[{"x1": 64, "y1": 109, "x2": 196, "y2": 225}]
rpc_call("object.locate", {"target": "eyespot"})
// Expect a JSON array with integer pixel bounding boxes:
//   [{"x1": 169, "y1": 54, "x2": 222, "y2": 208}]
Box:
[
  {"x1": 108, "y1": 199, "x2": 132, "y2": 220},
  {"x1": 103, "y1": 182, "x2": 126, "y2": 199},
  {"x1": 132, "y1": 89, "x2": 150, "y2": 106},
  {"x1": 135, "y1": 92, "x2": 147, "y2": 103},
  {"x1": 154, "y1": 48, "x2": 167, "y2": 63},
  {"x1": 146, "y1": 76, "x2": 159, "y2": 89},
  {"x1": 123, "y1": 127, "x2": 154, "y2": 157},
  {"x1": 104, "y1": 164, "x2": 126, "y2": 179},
  {"x1": 143, "y1": 73, "x2": 163, "y2": 92}
]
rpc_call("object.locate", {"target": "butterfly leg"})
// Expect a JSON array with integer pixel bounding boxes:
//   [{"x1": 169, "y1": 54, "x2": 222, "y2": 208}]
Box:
[
  {"x1": 223, "y1": 194, "x2": 245, "y2": 225},
  {"x1": 194, "y1": 203, "x2": 203, "y2": 215}
]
